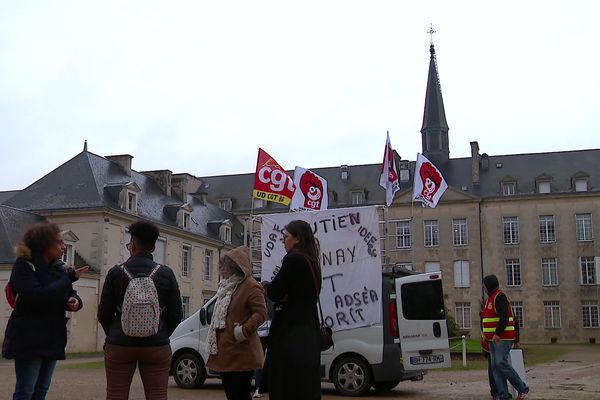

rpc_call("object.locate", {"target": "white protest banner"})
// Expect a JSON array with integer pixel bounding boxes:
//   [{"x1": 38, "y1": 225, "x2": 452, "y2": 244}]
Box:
[
  {"x1": 289, "y1": 167, "x2": 329, "y2": 212},
  {"x1": 260, "y1": 206, "x2": 382, "y2": 332}
]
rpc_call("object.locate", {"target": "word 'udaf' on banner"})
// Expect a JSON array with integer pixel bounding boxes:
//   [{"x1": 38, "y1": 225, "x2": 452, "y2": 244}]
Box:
[
  {"x1": 290, "y1": 167, "x2": 329, "y2": 212},
  {"x1": 252, "y1": 148, "x2": 295, "y2": 206}
]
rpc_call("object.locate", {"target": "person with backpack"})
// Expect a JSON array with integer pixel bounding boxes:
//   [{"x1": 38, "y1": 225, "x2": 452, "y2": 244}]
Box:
[
  {"x1": 98, "y1": 221, "x2": 182, "y2": 400},
  {"x1": 2, "y1": 222, "x2": 88, "y2": 400}
]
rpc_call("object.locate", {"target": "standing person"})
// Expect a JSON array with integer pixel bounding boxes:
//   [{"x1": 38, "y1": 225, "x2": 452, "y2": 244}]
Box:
[
  {"x1": 206, "y1": 246, "x2": 267, "y2": 400},
  {"x1": 98, "y1": 221, "x2": 183, "y2": 400},
  {"x1": 264, "y1": 220, "x2": 322, "y2": 400},
  {"x1": 482, "y1": 275, "x2": 529, "y2": 400},
  {"x1": 2, "y1": 222, "x2": 88, "y2": 400}
]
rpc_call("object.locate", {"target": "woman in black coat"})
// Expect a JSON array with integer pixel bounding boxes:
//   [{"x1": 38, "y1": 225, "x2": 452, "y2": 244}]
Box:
[
  {"x1": 2, "y1": 222, "x2": 88, "y2": 400},
  {"x1": 264, "y1": 219, "x2": 322, "y2": 400}
]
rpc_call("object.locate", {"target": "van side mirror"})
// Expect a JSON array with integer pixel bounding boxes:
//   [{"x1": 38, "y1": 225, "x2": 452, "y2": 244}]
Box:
[{"x1": 199, "y1": 308, "x2": 207, "y2": 325}]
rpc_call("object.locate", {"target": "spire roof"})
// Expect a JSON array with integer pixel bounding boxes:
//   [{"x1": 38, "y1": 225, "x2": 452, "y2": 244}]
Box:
[{"x1": 421, "y1": 43, "x2": 449, "y2": 132}]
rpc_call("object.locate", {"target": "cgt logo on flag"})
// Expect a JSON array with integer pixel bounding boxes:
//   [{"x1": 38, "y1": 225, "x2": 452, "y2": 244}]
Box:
[
  {"x1": 253, "y1": 148, "x2": 295, "y2": 205},
  {"x1": 290, "y1": 167, "x2": 328, "y2": 211},
  {"x1": 412, "y1": 153, "x2": 448, "y2": 208}
]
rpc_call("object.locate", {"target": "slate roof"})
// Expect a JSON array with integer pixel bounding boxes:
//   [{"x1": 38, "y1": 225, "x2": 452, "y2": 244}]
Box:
[
  {"x1": 0, "y1": 205, "x2": 46, "y2": 264},
  {"x1": 5, "y1": 151, "x2": 244, "y2": 245},
  {"x1": 0, "y1": 190, "x2": 19, "y2": 204},
  {"x1": 200, "y1": 148, "x2": 600, "y2": 211}
]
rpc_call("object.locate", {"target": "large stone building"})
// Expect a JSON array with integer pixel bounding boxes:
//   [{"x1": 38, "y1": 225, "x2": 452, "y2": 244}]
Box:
[
  {"x1": 1, "y1": 148, "x2": 244, "y2": 351},
  {"x1": 200, "y1": 44, "x2": 600, "y2": 344}
]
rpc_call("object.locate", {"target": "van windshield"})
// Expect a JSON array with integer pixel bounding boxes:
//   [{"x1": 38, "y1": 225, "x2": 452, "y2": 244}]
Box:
[{"x1": 401, "y1": 280, "x2": 445, "y2": 320}]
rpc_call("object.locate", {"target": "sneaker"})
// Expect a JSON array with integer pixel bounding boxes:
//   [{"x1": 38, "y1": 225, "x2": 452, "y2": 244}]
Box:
[
  {"x1": 253, "y1": 389, "x2": 261, "y2": 398},
  {"x1": 516, "y1": 387, "x2": 529, "y2": 400}
]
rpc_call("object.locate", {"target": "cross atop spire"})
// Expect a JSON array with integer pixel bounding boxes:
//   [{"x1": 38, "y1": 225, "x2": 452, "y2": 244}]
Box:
[{"x1": 428, "y1": 23, "x2": 436, "y2": 45}]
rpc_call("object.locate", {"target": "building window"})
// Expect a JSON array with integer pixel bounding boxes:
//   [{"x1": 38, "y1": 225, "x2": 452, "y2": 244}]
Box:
[
  {"x1": 351, "y1": 191, "x2": 364, "y2": 205},
  {"x1": 61, "y1": 243, "x2": 74, "y2": 265},
  {"x1": 182, "y1": 212, "x2": 191, "y2": 230},
  {"x1": 204, "y1": 249, "x2": 213, "y2": 281},
  {"x1": 502, "y1": 182, "x2": 516, "y2": 196},
  {"x1": 512, "y1": 301, "x2": 524, "y2": 328},
  {"x1": 576, "y1": 213, "x2": 593, "y2": 241},
  {"x1": 582, "y1": 301, "x2": 599, "y2": 328},
  {"x1": 395, "y1": 220, "x2": 411, "y2": 249},
  {"x1": 153, "y1": 237, "x2": 167, "y2": 264},
  {"x1": 221, "y1": 225, "x2": 232, "y2": 243},
  {"x1": 396, "y1": 263, "x2": 413, "y2": 271},
  {"x1": 181, "y1": 244, "x2": 191, "y2": 278},
  {"x1": 503, "y1": 216, "x2": 519, "y2": 245},
  {"x1": 127, "y1": 192, "x2": 137, "y2": 213},
  {"x1": 580, "y1": 257, "x2": 598, "y2": 285},
  {"x1": 452, "y1": 218, "x2": 468, "y2": 246},
  {"x1": 182, "y1": 296, "x2": 190, "y2": 320},
  {"x1": 424, "y1": 220, "x2": 439, "y2": 247},
  {"x1": 424, "y1": 261, "x2": 440, "y2": 273},
  {"x1": 537, "y1": 181, "x2": 551, "y2": 194},
  {"x1": 539, "y1": 215, "x2": 556, "y2": 243},
  {"x1": 505, "y1": 259, "x2": 521, "y2": 287},
  {"x1": 218, "y1": 198, "x2": 231, "y2": 211},
  {"x1": 455, "y1": 302, "x2": 472, "y2": 330},
  {"x1": 544, "y1": 301, "x2": 561, "y2": 328},
  {"x1": 453, "y1": 261, "x2": 470, "y2": 288},
  {"x1": 541, "y1": 258, "x2": 559, "y2": 286},
  {"x1": 253, "y1": 198, "x2": 265, "y2": 209},
  {"x1": 575, "y1": 179, "x2": 588, "y2": 192}
]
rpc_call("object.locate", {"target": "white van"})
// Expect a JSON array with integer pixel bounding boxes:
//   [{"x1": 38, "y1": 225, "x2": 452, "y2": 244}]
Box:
[{"x1": 170, "y1": 269, "x2": 450, "y2": 396}]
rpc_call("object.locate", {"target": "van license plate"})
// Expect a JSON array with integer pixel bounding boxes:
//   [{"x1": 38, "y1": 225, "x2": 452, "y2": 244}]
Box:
[{"x1": 410, "y1": 354, "x2": 444, "y2": 365}]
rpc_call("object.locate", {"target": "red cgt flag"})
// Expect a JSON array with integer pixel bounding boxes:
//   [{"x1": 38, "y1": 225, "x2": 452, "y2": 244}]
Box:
[{"x1": 253, "y1": 148, "x2": 295, "y2": 206}]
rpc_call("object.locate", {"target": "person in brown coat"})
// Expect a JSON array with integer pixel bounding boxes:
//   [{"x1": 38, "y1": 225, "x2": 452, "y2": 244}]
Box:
[{"x1": 206, "y1": 246, "x2": 267, "y2": 400}]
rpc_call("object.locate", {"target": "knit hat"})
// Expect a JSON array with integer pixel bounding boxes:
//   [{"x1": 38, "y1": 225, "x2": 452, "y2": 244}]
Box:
[
  {"x1": 223, "y1": 246, "x2": 252, "y2": 278},
  {"x1": 483, "y1": 274, "x2": 499, "y2": 294}
]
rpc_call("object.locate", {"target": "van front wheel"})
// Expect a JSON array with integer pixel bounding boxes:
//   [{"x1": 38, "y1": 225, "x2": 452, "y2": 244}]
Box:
[
  {"x1": 332, "y1": 356, "x2": 372, "y2": 396},
  {"x1": 173, "y1": 352, "x2": 206, "y2": 389}
]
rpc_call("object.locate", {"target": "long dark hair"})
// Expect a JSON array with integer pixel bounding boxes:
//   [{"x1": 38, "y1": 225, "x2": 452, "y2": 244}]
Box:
[{"x1": 284, "y1": 220, "x2": 321, "y2": 292}]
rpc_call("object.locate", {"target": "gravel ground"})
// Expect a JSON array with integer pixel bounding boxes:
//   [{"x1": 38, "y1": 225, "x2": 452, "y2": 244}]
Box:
[{"x1": 0, "y1": 344, "x2": 598, "y2": 399}]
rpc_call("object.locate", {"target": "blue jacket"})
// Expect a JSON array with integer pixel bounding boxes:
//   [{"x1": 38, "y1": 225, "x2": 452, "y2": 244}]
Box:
[{"x1": 2, "y1": 255, "x2": 82, "y2": 360}]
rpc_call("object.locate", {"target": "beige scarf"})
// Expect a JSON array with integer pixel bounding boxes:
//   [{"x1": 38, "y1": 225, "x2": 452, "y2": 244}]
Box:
[{"x1": 206, "y1": 275, "x2": 242, "y2": 355}]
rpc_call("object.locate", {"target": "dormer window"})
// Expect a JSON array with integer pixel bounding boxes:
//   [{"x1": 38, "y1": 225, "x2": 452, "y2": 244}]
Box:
[
  {"x1": 219, "y1": 220, "x2": 232, "y2": 243},
  {"x1": 535, "y1": 174, "x2": 553, "y2": 194},
  {"x1": 537, "y1": 181, "x2": 551, "y2": 194},
  {"x1": 117, "y1": 182, "x2": 141, "y2": 214},
  {"x1": 502, "y1": 181, "x2": 516, "y2": 196},
  {"x1": 399, "y1": 160, "x2": 410, "y2": 183},
  {"x1": 340, "y1": 165, "x2": 349, "y2": 181},
  {"x1": 351, "y1": 190, "x2": 364, "y2": 205},
  {"x1": 572, "y1": 172, "x2": 590, "y2": 192},
  {"x1": 127, "y1": 192, "x2": 137, "y2": 212},
  {"x1": 218, "y1": 198, "x2": 232, "y2": 211},
  {"x1": 177, "y1": 203, "x2": 194, "y2": 231},
  {"x1": 575, "y1": 179, "x2": 588, "y2": 192}
]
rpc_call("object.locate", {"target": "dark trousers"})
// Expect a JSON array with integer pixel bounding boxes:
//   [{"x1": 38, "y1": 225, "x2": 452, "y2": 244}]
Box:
[
  {"x1": 104, "y1": 343, "x2": 172, "y2": 400},
  {"x1": 221, "y1": 370, "x2": 254, "y2": 400}
]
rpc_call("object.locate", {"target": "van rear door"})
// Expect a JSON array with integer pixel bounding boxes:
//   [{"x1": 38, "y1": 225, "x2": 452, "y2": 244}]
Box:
[{"x1": 395, "y1": 272, "x2": 451, "y2": 370}]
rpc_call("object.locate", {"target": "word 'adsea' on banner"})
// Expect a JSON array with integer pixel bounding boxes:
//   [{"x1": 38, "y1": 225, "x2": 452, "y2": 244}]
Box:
[
  {"x1": 260, "y1": 206, "x2": 382, "y2": 332},
  {"x1": 379, "y1": 131, "x2": 400, "y2": 207},
  {"x1": 289, "y1": 167, "x2": 329, "y2": 212},
  {"x1": 412, "y1": 153, "x2": 448, "y2": 208},
  {"x1": 252, "y1": 148, "x2": 295, "y2": 206}
]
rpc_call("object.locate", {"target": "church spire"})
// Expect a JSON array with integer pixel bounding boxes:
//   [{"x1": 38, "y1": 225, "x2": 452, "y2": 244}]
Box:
[{"x1": 421, "y1": 25, "x2": 449, "y2": 165}]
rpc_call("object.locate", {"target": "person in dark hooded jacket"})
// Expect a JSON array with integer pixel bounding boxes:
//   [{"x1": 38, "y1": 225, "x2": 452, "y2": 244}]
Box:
[
  {"x1": 2, "y1": 222, "x2": 87, "y2": 400},
  {"x1": 97, "y1": 220, "x2": 182, "y2": 400}
]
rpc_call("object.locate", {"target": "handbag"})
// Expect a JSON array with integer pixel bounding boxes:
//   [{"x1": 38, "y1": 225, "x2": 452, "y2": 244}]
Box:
[{"x1": 307, "y1": 258, "x2": 334, "y2": 351}]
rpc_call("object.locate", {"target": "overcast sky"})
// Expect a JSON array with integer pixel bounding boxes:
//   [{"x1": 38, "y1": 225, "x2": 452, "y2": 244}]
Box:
[{"x1": 1, "y1": 1, "x2": 599, "y2": 191}]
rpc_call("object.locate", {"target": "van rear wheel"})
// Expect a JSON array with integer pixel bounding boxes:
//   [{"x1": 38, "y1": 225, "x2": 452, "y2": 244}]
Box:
[
  {"x1": 173, "y1": 352, "x2": 206, "y2": 389},
  {"x1": 332, "y1": 356, "x2": 372, "y2": 396}
]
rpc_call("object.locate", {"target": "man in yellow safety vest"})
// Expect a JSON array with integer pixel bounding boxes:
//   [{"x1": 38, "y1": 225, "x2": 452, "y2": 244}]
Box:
[{"x1": 481, "y1": 275, "x2": 529, "y2": 400}]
